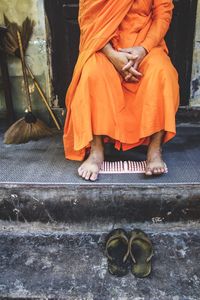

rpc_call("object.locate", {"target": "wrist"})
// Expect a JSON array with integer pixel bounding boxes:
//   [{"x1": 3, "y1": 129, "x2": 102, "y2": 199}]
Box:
[
  {"x1": 107, "y1": 49, "x2": 118, "y2": 63},
  {"x1": 102, "y1": 44, "x2": 117, "y2": 60},
  {"x1": 139, "y1": 45, "x2": 148, "y2": 55}
]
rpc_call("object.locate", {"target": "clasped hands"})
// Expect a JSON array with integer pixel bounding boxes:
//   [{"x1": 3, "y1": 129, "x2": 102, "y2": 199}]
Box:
[{"x1": 103, "y1": 44, "x2": 147, "y2": 83}]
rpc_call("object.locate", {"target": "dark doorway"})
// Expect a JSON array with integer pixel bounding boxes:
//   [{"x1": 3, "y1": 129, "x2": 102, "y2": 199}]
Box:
[
  {"x1": 44, "y1": 0, "x2": 80, "y2": 107},
  {"x1": 45, "y1": 0, "x2": 198, "y2": 108}
]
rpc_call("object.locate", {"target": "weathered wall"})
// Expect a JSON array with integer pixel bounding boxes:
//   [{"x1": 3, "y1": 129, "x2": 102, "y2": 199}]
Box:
[
  {"x1": 0, "y1": 0, "x2": 52, "y2": 121},
  {"x1": 190, "y1": 0, "x2": 200, "y2": 106}
]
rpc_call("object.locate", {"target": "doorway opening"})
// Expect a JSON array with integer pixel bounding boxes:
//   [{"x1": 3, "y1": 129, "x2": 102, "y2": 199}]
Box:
[{"x1": 45, "y1": 0, "x2": 198, "y2": 108}]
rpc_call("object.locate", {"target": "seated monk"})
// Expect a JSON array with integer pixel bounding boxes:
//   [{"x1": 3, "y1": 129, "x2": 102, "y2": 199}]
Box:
[{"x1": 63, "y1": 0, "x2": 180, "y2": 181}]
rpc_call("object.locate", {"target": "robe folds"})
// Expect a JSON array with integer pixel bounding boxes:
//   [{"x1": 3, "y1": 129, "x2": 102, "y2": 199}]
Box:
[{"x1": 63, "y1": 0, "x2": 180, "y2": 161}]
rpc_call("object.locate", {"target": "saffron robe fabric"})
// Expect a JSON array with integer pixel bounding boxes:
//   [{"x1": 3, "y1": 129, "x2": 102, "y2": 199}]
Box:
[{"x1": 63, "y1": 0, "x2": 180, "y2": 161}]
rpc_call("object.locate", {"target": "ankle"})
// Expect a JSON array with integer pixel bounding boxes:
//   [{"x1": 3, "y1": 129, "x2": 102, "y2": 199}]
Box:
[
  {"x1": 90, "y1": 145, "x2": 104, "y2": 157},
  {"x1": 147, "y1": 146, "x2": 162, "y2": 160},
  {"x1": 148, "y1": 146, "x2": 162, "y2": 154}
]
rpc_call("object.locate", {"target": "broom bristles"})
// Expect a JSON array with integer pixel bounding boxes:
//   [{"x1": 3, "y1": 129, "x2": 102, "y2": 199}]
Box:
[
  {"x1": 4, "y1": 117, "x2": 53, "y2": 144},
  {"x1": 21, "y1": 17, "x2": 35, "y2": 51},
  {"x1": 3, "y1": 15, "x2": 35, "y2": 56}
]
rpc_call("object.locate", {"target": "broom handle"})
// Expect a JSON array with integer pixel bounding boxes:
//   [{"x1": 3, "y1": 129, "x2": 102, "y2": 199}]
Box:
[
  {"x1": 17, "y1": 31, "x2": 32, "y2": 111},
  {"x1": 25, "y1": 64, "x2": 61, "y2": 131}
]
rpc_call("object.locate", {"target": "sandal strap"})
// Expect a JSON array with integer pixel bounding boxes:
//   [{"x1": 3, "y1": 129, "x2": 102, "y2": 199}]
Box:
[
  {"x1": 105, "y1": 232, "x2": 129, "y2": 262},
  {"x1": 129, "y1": 231, "x2": 153, "y2": 263}
]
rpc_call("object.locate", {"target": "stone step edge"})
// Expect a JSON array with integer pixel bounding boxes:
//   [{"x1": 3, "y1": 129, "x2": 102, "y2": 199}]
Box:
[
  {"x1": 1, "y1": 220, "x2": 200, "y2": 236},
  {"x1": 1, "y1": 182, "x2": 200, "y2": 188},
  {"x1": 1, "y1": 183, "x2": 200, "y2": 223}
]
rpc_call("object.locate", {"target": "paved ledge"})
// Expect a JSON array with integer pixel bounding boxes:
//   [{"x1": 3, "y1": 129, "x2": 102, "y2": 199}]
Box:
[
  {"x1": 0, "y1": 126, "x2": 200, "y2": 223},
  {"x1": 0, "y1": 126, "x2": 200, "y2": 185},
  {"x1": 0, "y1": 220, "x2": 199, "y2": 235},
  {"x1": 0, "y1": 184, "x2": 200, "y2": 223},
  {"x1": 0, "y1": 221, "x2": 200, "y2": 300}
]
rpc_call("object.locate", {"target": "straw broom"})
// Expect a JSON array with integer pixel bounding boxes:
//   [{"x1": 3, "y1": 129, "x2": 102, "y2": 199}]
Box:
[
  {"x1": 4, "y1": 31, "x2": 53, "y2": 144},
  {"x1": 3, "y1": 16, "x2": 57, "y2": 144},
  {"x1": 3, "y1": 16, "x2": 61, "y2": 132}
]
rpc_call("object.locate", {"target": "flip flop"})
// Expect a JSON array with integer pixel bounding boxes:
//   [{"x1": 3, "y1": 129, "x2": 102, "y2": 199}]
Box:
[
  {"x1": 105, "y1": 228, "x2": 129, "y2": 277},
  {"x1": 129, "y1": 229, "x2": 153, "y2": 278}
]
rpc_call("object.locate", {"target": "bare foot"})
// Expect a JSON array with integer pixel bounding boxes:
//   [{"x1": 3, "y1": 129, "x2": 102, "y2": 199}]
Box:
[
  {"x1": 78, "y1": 135, "x2": 104, "y2": 181},
  {"x1": 78, "y1": 151, "x2": 104, "y2": 181},
  {"x1": 145, "y1": 148, "x2": 166, "y2": 176}
]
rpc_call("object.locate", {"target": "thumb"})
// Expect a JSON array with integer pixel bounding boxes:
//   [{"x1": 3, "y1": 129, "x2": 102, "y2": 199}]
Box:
[{"x1": 126, "y1": 53, "x2": 139, "y2": 60}]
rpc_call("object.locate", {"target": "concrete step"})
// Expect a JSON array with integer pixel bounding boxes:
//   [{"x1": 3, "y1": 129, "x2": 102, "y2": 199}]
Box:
[
  {"x1": 1, "y1": 125, "x2": 200, "y2": 224},
  {"x1": 0, "y1": 183, "x2": 200, "y2": 223},
  {"x1": 1, "y1": 125, "x2": 200, "y2": 186},
  {"x1": 1, "y1": 125, "x2": 200, "y2": 299},
  {"x1": 0, "y1": 221, "x2": 200, "y2": 300}
]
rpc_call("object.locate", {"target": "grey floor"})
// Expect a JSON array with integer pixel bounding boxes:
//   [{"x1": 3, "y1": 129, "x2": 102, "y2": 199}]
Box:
[{"x1": 0, "y1": 125, "x2": 200, "y2": 185}]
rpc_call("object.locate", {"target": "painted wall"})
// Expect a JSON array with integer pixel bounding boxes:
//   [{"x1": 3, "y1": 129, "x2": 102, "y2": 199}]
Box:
[
  {"x1": 191, "y1": 0, "x2": 200, "y2": 106},
  {"x1": 0, "y1": 0, "x2": 52, "y2": 121}
]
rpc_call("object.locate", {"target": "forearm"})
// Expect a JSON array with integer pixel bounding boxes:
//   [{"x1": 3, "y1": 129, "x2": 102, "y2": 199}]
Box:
[
  {"x1": 140, "y1": 0, "x2": 174, "y2": 52},
  {"x1": 140, "y1": 19, "x2": 171, "y2": 52},
  {"x1": 101, "y1": 43, "x2": 117, "y2": 62}
]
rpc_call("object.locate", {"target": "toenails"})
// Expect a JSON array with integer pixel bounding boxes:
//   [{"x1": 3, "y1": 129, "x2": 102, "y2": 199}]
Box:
[
  {"x1": 78, "y1": 167, "x2": 84, "y2": 176},
  {"x1": 90, "y1": 172, "x2": 98, "y2": 181},
  {"x1": 145, "y1": 164, "x2": 167, "y2": 176},
  {"x1": 85, "y1": 171, "x2": 91, "y2": 180}
]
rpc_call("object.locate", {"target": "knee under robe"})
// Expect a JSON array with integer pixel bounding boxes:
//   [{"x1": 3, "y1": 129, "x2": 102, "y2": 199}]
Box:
[{"x1": 63, "y1": 0, "x2": 180, "y2": 161}]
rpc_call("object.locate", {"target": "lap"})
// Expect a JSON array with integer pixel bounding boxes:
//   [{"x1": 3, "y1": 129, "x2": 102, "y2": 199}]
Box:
[
  {"x1": 139, "y1": 47, "x2": 178, "y2": 78},
  {"x1": 82, "y1": 47, "x2": 178, "y2": 86},
  {"x1": 82, "y1": 51, "x2": 120, "y2": 82}
]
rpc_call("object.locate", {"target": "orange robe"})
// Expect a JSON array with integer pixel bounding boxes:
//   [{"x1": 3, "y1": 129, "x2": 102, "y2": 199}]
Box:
[{"x1": 63, "y1": 0, "x2": 180, "y2": 161}]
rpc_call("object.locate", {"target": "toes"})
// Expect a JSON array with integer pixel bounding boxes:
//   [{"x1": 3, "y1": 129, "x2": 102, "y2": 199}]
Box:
[
  {"x1": 85, "y1": 171, "x2": 92, "y2": 181},
  {"x1": 90, "y1": 172, "x2": 98, "y2": 181},
  {"x1": 154, "y1": 168, "x2": 163, "y2": 174},
  {"x1": 145, "y1": 161, "x2": 167, "y2": 176},
  {"x1": 78, "y1": 168, "x2": 99, "y2": 181},
  {"x1": 82, "y1": 170, "x2": 88, "y2": 179},
  {"x1": 78, "y1": 167, "x2": 84, "y2": 176},
  {"x1": 153, "y1": 168, "x2": 158, "y2": 174},
  {"x1": 152, "y1": 167, "x2": 165, "y2": 175},
  {"x1": 145, "y1": 168, "x2": 153, "y2": 176}
]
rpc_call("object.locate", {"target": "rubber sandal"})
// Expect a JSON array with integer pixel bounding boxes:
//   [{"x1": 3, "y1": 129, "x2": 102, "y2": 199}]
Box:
[
  {"x1": 129, "y1": 229, "x2": 153, "y2": 278},
  {"x1": 105, "y1": 228, "x2": 129, "y2": 277}
]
